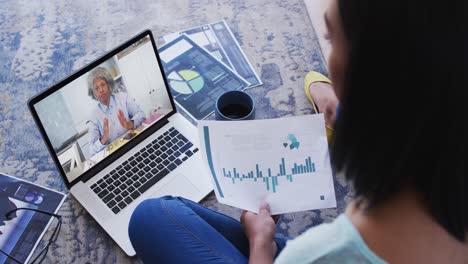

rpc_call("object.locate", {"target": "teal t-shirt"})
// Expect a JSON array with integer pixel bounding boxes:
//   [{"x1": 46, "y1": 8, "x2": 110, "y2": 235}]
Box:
[{"x1": 275, "y1": 214, "x2": 387, "y2": 264}]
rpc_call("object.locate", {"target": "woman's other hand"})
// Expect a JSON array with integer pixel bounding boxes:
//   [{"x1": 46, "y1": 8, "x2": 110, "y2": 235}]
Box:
[
  {"x1": 118, "y1": 109, "x2": 134, "y2": 130},
  {"x1": 241, "y1": 202, "x2": 278, "y2": 264},
  {"x1": 100, "y1": 117, "x2": 109, "y2": 144}
]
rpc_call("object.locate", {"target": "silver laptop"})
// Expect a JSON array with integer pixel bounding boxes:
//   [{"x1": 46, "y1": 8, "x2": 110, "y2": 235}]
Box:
[{"x1": 28, "y1": 30, "x2": 213, "y2": 256}]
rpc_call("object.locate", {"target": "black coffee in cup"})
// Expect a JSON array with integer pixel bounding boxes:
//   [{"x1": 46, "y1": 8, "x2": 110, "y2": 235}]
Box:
[
  {"x1": 215, "y1": 90, "x2": 255, "y2": 120},
  {"x1": 219, "y1": 104, "x2": 251, "y2": 119}
]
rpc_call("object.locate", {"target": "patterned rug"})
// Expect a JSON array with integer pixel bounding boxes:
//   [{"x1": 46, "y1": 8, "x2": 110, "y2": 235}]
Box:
[{"x1": 0, "y1": 0, "x2": 352, "y2": 262}]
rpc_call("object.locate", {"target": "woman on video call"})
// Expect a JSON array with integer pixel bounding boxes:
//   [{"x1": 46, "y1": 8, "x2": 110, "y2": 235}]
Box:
[{"x1": 87, "y1": 67, "x2": 145, "y2": 156}]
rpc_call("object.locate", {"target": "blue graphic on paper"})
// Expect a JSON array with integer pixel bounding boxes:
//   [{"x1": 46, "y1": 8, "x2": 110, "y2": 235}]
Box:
[{"x1": 283, "y1": 134, "x2": 300, "y2": 150}]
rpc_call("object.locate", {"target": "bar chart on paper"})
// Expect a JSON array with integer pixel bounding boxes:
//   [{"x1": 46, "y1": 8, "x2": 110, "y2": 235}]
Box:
[
  {"x1": 199, "y1": 115, "x2": 337, "y2": 215},
  {"x1": 222, "y1": 156, "x2": 317, "y2": 193}
]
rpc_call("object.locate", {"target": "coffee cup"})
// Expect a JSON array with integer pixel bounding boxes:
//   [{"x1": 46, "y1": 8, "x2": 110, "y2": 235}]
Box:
[{"x1": 215, "y1": 90, "x2": 255, "y2": 120}]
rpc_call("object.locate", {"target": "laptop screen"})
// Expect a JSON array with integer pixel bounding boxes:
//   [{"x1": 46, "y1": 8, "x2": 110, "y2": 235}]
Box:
[{"x1": 33, "y1": 34, "x2": 174, "y2": 184}]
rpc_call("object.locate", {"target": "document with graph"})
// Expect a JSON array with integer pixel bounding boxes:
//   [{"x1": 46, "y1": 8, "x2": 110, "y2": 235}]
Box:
[
  {"x1": 162, "y1": 20, "x2": 262, "y2": 88},
  {"x1": 158, "y1": 34, "x2": 250, "y2": 121},
  {"x1": 198, "y1": 114, "x2": 337, "y2": 214},
  {"x1": 0, "y1": 173, "x2": 66, "y2": 264}
]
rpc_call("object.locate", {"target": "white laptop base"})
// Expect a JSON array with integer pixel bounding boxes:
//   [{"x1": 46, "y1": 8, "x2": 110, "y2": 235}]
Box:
[{"x1": 71, "y1": 113, "x2": 213, "y2": 256}]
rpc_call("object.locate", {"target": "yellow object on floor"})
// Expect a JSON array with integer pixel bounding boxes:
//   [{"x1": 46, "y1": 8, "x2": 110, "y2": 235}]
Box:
[{"x1": 304, "y1": 71, "x2": 335, "y2": 142}]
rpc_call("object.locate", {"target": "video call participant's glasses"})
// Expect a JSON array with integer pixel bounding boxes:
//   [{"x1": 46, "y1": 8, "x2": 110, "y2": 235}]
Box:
[{"x1": 0, "y1": 208, "x2": 62, "y2": 264}]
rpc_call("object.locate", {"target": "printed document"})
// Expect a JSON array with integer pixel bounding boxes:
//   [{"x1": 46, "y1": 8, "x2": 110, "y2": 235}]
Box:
[
  {"x1": 198, "y1": 114, "x2": 336, "y2": 214},
  {"x1": 159, "y1": 34, "x2": 250, "y2": 121},
  {"x1": 163, "y1": 20, "x2": 262, "y2": 88}
]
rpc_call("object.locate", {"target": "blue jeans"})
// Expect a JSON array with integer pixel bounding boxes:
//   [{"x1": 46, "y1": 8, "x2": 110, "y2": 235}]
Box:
[{"x1": 128, "y1": 196, "x2": 288, "y2": 264}]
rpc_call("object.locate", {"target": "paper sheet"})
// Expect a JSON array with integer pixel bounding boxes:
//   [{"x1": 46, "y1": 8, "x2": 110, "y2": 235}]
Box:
[
  {"x1": 158, "y1": 34, "x2": 250, "y2": 121},
  {"x1": 0, "y1": 173, "x2": 66, "y2": 264},
  {"x1": 162, "y1": 20, "x2": 262, "y2": 88},
  {"x1": 198, "y1": 114, "x2": 336, "y2": 214}
]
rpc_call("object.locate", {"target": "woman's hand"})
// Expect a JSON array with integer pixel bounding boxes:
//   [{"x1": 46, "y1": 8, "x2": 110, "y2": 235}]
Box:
[
  {"x1": 100, "y1": 117, "x2": 109, "y2": 144},
  {"x1": 117, "y1": 109, "x2": 134, "y2": 130},
  {"x1": 241, "y1": 202, "x2": 278, "y2": 264}
]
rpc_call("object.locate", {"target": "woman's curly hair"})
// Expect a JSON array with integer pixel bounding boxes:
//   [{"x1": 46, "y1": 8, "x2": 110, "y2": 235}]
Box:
[{"x1": 87, "y1": 67, "x2": 116, "y2": 100}]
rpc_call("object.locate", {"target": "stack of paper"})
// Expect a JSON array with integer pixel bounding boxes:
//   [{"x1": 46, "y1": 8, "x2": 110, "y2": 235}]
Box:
[{"x1": 158, "y1": 21, "x2": 262, "y2": 121}]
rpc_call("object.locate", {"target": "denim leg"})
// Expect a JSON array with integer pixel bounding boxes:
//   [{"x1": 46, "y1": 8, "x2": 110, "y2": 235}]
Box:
[
  {"x1": 128, "y1": 196, "x2": 289, "y2": 263},
  {"x1": 177, "y1": 197, "x2": 289, "y2": 257},
  {"x1": 176, "y1": 196, "x2": 251, "y2": 256},
  {"x1": 128, "y1": 196, "x2": 247, "y2": 264}
]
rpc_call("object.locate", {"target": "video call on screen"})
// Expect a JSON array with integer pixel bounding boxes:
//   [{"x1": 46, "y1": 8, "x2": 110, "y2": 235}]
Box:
[{"x1": 35, "y1": 35, "x2": 173, "y2": 182}]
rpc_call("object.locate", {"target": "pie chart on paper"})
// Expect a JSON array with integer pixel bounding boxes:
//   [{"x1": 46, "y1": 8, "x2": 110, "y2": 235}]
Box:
[{"x1": 168, "y1": 69, "x2": 205, "y2": 95}]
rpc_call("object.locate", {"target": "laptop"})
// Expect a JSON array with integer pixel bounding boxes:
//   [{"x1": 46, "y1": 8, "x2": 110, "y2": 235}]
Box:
[{"x1": 28, "y1": 30, "x2": 213, "y2": 256}]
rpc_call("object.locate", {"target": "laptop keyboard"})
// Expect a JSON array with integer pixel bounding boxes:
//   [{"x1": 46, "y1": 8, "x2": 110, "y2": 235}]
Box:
[{"x1": 90, "y1": 127, "x2": 199, "y2": 214}]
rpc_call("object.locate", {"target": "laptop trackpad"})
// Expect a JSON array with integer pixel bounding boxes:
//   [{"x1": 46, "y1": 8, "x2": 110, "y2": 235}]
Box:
[{"x1": 151, "y1": 174, "x2": 200, "y2": 198}]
